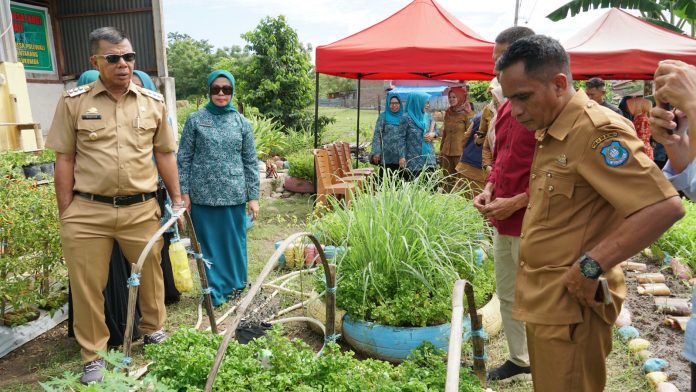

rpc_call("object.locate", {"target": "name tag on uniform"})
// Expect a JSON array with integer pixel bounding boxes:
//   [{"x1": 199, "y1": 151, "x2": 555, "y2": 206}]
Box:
[
  {"x1": 200, "y1": 122, "x2": 213, "y2": 128},
  {"x1": 82, "y1": 107, "x2": 101, "y2": 120}
]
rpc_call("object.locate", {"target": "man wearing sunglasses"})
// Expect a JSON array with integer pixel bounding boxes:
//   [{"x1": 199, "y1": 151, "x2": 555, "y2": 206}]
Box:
[{"x1": 46, "y1": 26, "x2": 184, "y2": 385}]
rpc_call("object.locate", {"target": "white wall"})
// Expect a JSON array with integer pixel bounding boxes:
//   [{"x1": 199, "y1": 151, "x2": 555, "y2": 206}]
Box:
[{"x1": 27, "y1": 83, "x2": 63, "y2": 136}]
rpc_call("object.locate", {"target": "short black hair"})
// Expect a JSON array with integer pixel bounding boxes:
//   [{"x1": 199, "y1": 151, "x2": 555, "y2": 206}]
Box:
[
  {"x1": 495, "y1": 26, "x2": 535, "y2": 45},
  {"x1": 586, "y1": 77, "x2": 605, "y2": 89},
  {"x1": 89, "y1": 27, "x2": 129, "y2": 55},
  {"x1": 495, "y1": 35, "x2": 572, "y2": 83}
]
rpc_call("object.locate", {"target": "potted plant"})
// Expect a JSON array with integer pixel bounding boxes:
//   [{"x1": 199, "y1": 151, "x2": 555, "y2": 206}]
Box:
[
  {"x1": 310, "y1": 171, "x2": 496, "y2": 362},
  {"x1": 284, "y1": 151, "x2": 315, "y2": 193}
]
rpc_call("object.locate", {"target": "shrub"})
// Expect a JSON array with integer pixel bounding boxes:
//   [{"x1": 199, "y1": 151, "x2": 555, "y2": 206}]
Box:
[
  {"x1": 287, "y1": 152, "x2": 314, "y2": 181},
  {"x1": 144, "y1": 326, "x2": 481, "y2": 391},
  {"x1": 310, "y1": 171, "x2": 493, "y2": 327},
  {"x1": 281, "y1": 129, "x2": 316, "y2": 158},
  {"x1": 248, "y1": 113, "x2": 287, "y2": 159},
  {"x1": 0, "y1": 152, "x2": 64, "y2": 324},
  {"x1": 41, "y1": 350, "x2": 173, "y2": 391}
]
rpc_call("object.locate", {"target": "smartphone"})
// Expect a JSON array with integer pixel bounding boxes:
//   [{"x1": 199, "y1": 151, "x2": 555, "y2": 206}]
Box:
[
  {"x1": 595, "y1": 277, "x2": 613, "y2": 305},
  {"x1": 659, "y1": 102, "x2": 677, "y2": 135}
]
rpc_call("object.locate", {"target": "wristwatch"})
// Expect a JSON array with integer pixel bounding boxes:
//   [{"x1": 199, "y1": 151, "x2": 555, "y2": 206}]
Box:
[{"x1": 578, "y1": 254, "x2": 603, "y2": 280}]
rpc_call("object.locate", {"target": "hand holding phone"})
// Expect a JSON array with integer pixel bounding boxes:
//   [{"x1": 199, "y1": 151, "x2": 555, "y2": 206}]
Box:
[{"x1": 659, "y1": 102, "x2": 677, "y2": 135}]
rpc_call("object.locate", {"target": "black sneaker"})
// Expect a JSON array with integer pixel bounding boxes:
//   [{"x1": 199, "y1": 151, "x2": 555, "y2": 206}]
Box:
[
  {"x1": 487, "y1": 360, "x2": 532, "y2": 383},
  {"x1": 143, "y1": 329, "x2": 167, "y2": 345},
  {"x1": 80, "y1": 359, "x2": 105, "y2": 385}
]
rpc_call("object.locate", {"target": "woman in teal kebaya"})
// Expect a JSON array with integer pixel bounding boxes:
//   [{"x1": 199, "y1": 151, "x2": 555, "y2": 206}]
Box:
[
  {"x1": 401, "y1": 91, "x2": 439, "y2": 178},
  {"x1": 370, "y1": 92, "x2": 406, "y2": 176},
  {"x1": 177, "y1": 70, "x2": 260, "y2": 306}
]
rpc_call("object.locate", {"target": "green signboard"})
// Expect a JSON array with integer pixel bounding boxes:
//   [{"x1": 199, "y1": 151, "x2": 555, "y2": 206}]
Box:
[{"x1": 11, "y1": 3, "x2": 55, "y2": 73}]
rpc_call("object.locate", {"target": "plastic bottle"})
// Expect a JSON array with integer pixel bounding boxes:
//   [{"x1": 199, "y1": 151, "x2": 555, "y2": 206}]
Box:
[{"x1": 169, "y1": 239, "x2": 194, "y2": 292}]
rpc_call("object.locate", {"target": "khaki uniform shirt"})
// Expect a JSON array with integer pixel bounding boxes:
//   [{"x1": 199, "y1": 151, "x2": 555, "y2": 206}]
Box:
[
  {"x1": 46, "y1": 79, "x2": 175, "y2": 196},
  {"x1": 513, "y1": 90, "x2": 677, "y2": 326},
  {"x1": 440, "y1": 110, "x2": 474, "y2": 157}
]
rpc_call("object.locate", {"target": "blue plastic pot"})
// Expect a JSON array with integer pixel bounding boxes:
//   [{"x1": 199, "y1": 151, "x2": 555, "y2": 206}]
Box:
[
  {"x1": 273, "y1": 241, "x2": 286, "y2": 266},
  {"x1": 342, "y1": 314, "x2": 472, "y2": 363}
]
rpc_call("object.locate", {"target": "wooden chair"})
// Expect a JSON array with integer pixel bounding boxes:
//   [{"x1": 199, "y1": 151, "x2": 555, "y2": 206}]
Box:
[
  {"x1": 314, "y1": 149, "x2": 356, "y2": 208},
  {"x1": 324, "y1": 144, "x2": 365, "y2": 185},
  {"x1": 336, "y1": 142, "x2": 373, "y2": 176}
]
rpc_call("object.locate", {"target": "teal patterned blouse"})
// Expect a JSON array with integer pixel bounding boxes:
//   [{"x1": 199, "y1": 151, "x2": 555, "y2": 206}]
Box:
[
  {"x1": 178, "y1": 108, "x2": 260, "y2": 206},
  {"x1": 370, "y1": 113, "x2": 406, "y2": 165},
  {"x1": 401, "y1": 114, "x2": 439, "y2": 172}
]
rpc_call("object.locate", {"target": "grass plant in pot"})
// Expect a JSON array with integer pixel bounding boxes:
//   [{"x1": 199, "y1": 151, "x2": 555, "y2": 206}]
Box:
[
  {"x1": 284, "y1": 151, "x2": 315, "y2": 193},
  {"x1": 310, "y1": 171, "x2": 496, "y2": 362}
]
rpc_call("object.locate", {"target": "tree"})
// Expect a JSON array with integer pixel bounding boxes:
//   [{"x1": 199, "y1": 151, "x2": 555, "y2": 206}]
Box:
[
  {"x1": 467, "y1": 81, "x2": 491, "y2": 103},
  {"x1": 236, "y1": 16, "x2": 314, "y2": 130},
  {"x1": 319, "y1": 74, "x2": 355, "y2": 98},
  {"x1": 211, "y1": 45, "x2": 252, "y2": 76},
  {"x1": 547, "y1": 0, "x2": 696, "y2": 36},
  {"x1": 167, "y1": 32, "x2": 215, "y2": 100}
]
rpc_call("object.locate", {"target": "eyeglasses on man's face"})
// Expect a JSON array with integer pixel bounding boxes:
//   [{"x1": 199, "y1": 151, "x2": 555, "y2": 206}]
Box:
[{"x1": 93, "y1": 52, "x2": 136, "y2": 64}]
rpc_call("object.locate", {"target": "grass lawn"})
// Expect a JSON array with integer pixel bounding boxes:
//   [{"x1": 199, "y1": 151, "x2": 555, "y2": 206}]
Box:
[{"x1": 316, "y1": 106, "x2": 379, "y2": 144}]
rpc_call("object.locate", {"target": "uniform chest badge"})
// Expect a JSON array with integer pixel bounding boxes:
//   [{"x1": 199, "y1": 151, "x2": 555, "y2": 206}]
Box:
[
  {"x1": 600, "y1": 141, "x2": 629, "y2": 167},
  {"x1": 81, "y1": 107, "x2": 102, "y2": 120},
  {"x1": 556, "y1": 154, "x2": 567, "y2": 167}
]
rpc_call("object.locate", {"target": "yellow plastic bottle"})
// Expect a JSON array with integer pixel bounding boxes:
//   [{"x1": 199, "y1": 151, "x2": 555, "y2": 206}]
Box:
[{"x1": 169, "y1": 239, "x2": 193, "y2": 292}]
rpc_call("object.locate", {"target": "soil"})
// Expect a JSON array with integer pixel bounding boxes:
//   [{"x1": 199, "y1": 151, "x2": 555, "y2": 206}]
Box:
[
  {"x1": 623, "y1": 254, "x2": 692, "y2": 392},
  {"x1": 0, "y1": 322, "x2": 78, "y2": 387}
]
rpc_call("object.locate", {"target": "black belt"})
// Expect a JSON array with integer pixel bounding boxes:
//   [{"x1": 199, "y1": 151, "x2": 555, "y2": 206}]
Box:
[{"x1": 75, "y1": 191, "x2": 156, "y2": 207}]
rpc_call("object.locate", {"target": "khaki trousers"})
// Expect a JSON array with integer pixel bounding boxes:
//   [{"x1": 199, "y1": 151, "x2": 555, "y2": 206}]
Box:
[
  {"x1": 440, "y1": 155, "x2": 460, "y2": 193},
  {"x1": 60, "y1": 196, "x2": 165, "y2": 362},
  {"x1": 454, "y1": 162, "x2": 486, "y2": 199},
  {"x1": 526, "y1": 305, "x2": 613, "y2": 391},
  {"x1": 493, "y1": 233, "x2": 529, "y2": 367}
]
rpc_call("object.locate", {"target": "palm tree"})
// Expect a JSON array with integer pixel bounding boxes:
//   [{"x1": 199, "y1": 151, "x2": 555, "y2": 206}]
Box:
[{"x1": 547, "y1": 0, "x2": 696, "y2": 37}]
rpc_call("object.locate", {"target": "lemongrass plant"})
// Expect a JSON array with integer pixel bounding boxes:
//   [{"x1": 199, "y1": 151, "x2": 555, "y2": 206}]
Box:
[{"x1": 310, "y1": 170, "x2": 493, "y2": 327}]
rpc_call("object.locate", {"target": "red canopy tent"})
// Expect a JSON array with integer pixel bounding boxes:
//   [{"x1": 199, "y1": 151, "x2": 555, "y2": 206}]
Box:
[
  {"x1": 564, "y1": 8, "x2": 696, "y2": 80},
  {"x1": 313, "y1": 0, "x2": 495, "y2": 151},
  {"x1": 315, "y1": 0, "x2": 495, "y2": 80}
]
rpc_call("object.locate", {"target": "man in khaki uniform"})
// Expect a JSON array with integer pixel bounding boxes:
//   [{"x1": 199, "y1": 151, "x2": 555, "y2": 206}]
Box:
[
  {"x1": 496, "y1": 35, "x2": 684, "y2": 391},
  {"x1": 46, "y1": 27, "x2": 184, "y2": 384}
]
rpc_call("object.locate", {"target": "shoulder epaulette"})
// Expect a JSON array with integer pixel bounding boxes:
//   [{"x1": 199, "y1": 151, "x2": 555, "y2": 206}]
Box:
[
  {"x1": 65, "y1": 85, "x2": 90, "y2": 98},
  {"x1": 583, "y1": 100, "x2": 611, "y2": 129},
  {"x1": 139, "y1": 87, "x2": 165, "y2": 102}
]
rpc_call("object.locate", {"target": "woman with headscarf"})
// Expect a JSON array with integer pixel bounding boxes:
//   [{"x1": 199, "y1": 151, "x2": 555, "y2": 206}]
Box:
[
  {"x1": 440, "y1": 87, "x2": 474, "y2": 192},
  {"x1": 401, "y1": 91, "x2": 439, "y2": 180},
  {"x1": 370, "y1": 92, "x2": 406, "y2": 176},
  {"x1": 177, "y1": 70, "x2": 260, "y2": 307},
  {"x1": 131, "y1": 70, "x2": 157, "y2": 91},
  {"x1": 479, "y1": 79, "x2": 505, "y2": 178}
]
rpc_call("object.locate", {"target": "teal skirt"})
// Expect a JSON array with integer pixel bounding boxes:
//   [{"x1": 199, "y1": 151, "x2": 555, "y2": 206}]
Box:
[{"x1": 191, "y1": 203, "x2": 248, "y2": 306}]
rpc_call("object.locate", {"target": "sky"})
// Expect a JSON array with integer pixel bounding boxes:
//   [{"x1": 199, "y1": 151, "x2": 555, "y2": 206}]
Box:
[{"x1": 163, "y1": 0, "x2": 636, "y2": 58}]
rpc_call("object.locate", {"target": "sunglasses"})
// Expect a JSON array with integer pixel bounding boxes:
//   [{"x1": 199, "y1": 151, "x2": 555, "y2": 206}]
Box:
[
  {"x1": 94, "y1": 52, "x2": 136, "y2": 64},
  {"x1": 210, "y1": 85, "x2": 233, "y2": 95}
]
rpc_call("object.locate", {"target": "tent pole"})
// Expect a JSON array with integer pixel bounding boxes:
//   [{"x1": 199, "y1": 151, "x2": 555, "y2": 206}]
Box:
[
  {"x1": 314, "y1": 72, "x2": 319, "y2": 149},
  {"x1": 313, "y1": 72, "x2": 319, "y2": 195},
  {"x1": 355, "y1": 76, "x2": 361, "y2": 169}
]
